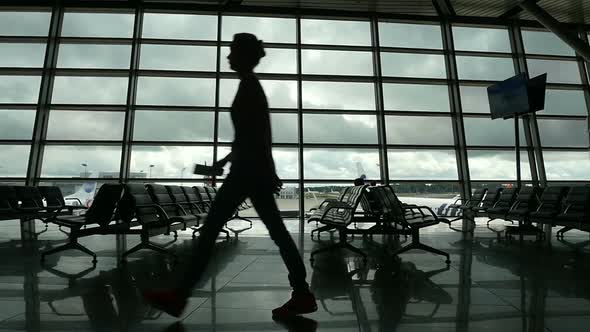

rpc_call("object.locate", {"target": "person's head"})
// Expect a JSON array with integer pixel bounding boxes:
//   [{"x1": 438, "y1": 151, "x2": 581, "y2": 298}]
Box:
[
  {"x1": 228, "y1": 33, "x2": 266, "y2": 74},
  {"x1": 354, "y1": 177, "x2": 365, "y2": 186}
]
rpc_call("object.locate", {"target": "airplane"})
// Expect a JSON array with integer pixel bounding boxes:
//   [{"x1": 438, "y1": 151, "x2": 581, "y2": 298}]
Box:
[{"x1": 64, "y1": 182, "x2": 98, "y2": 209}]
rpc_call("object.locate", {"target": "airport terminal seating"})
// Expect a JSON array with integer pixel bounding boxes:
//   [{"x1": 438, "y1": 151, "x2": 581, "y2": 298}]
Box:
[
  {"x1": 307, "y1": 185, "x2": 451, "y2": 265},
  {"x1": 205, "y1": 186, "x2": 253, "y2": 236}
]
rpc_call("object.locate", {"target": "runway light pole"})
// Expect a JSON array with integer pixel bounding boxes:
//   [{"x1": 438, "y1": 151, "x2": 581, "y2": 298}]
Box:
[
  {"x1": 149, "y1": 164, "x2": 155, "y2": 178},
  {"x1": 81, "y1": 162, "x2": 88, "y2": 178}
]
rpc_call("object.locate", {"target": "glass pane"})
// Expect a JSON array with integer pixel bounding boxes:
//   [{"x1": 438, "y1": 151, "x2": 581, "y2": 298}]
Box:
[
  {"x1": 222, "y1": 16, "x2": 296, "y2": 43},
  {"x1": 134, "y1": 111, "x2": 215, "y2": 142},
  {"x1": 42, "y1": 145, "x2": 122, "y2": 178},
  {"x1": 220, "y1": 47, "x2": 296, "y2": 74},
  {"x1": 538, "y1": 119, "x2": 588, "y2": 147},
  {"x1": 390, "y1": 182, "x2": 461, "y2": 207},
  {"x1": 381, "y1": 53, "x2": 446, "y2": 78},
  {"x1": 272, "y1": 148, "x2": 299, "y2": 179},
  {"x1": 0, "y1": 76, "x2": 41, "y2": 104},
  {"x1": 0, "y1": 43, "x2": 46, "y2": 67},
  {"x1": 303, "y1": 149, "x2": 380, "y2": 179},
  {"x1": 62, "y1": 12, "x2": 134, "y2": 38},
  {"x1": 0, "y1": 145, "x2": 30, "y2": 177},
  {"x1": 464, "y1": 118, "x2": 527, "y2": 146},
  {"x1": 0, "y1": 11, "x2": 50, "y2": 36},
  {"x1": 527, "y1": 59, "x2": 581, "y2": 84},
  {"x1": 544, "y1": 151, "x2": 590, "y2": 180},
  {"x1": 303, "y1": 183, "x2": 351, "y2": 216},
  {"x1": 540, "y1": 89, "x2": 588, "y2": 116},
  {"x1": 140, "y1": 45, "x2": 216, "y2": 71},
  {"x1": 468, "y1": 150, "x2": 531, "y2": 180},
  {"x1": 522, "y1": 30, "x2": 575, "y2": 56},
  {"x1": 460, "y1": 86, "x2": 490, "y2": 114},
  {"x1": 385, "y1": 116, "x2": 454, "y2": 145},
  {"x1": 0, "y1": 110, "x2": 35, "y2": 139},
  {"x1": 302, "y1": 50, "x2": 373, "y2": 76},
  {"x1": 301, "y1": 19, "x2": 370, "y2": 46},
  {"x1": 216, "y1": 146, "x2": 298, "y2": 180},
  {"x1": 302, "y1": 81, "x2": 375, "y2": 110},
  {"x1": 452, "y1": 27, "x2": 511, "y2": 52},
  {"x1": 57, "y1": 44, "x2": 131, "y2": 69},
  {"x1": 219, "y1": 112, "x2": 298, "y2": 144},
  {"x1": 378, "y1": 22, "x2": 442, "y2": 49},
  {"x1": 304, "y1": 114, "x2": 377, "y2": 144},
  {"x1": 388, "y1": 150, "x2": 458, "y2": 180},
  {"x1": 137, "y1": 77, "x2": 215, "y2": 106},
  {"x1": 457, "y1": 56, "x2": 515, "y2": 81},
  {"x1": 142, "y1": 13, "x2": 217, "y2": 40},
  {"x1": 47, "y1": 111, "x2": 124, "y2": 140},
  {"x1": 130, "y1": 146, "x2": 213, "y2": 179},
  {"x1": 219, "y1": 79, "x2": 297, "y2": 109},
  {"x1": 52, "y1": 77, "x2": 128, "y2": 104},
  {"x1": 383, "y1": 83, "x2": 449, "y2": 112}
]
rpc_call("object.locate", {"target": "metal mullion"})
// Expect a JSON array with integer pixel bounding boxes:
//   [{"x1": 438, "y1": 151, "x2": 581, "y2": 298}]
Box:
[
  {"x1": 136, "y1": 69, "x2": 217, "y2": 78},
  {"x1": 220, "y1": 41, "x2": 296, "y2": 49},
  {"x1": 135, "y1": 105, "x2": 213, "y2": 111},
  {"x1": 302, "y1": 143, "x2": 379, "y2": 149},
  {"x1": 576, "y1": 28, "x2": 590, "y2": 148},
  {"x1": 217, "y1": 107, "x2": 299, "y2": 113},
  {"x1": 219, "y1": 72, "x2": 297, "y2": 80},
  {"x1": 58, "y1": 36, "x2": 132, "y2": 44},
  {"x1": 454, "y1": 50, "x2": 514, "y2": 58},
  {"x1": 300, "y1": 44, "x2": 373, "y2": 52},
  {"x1": 511, "y1": 22, "x2": 542, "y2": 186},
  {"x1": 141, "y1": 38, "x2": 217, "y2": 46},
  {"x1": 0, "y1": 68, "x2": 43, "y2": 75},
  {"x1": 386, "y1": 145, "x2": 456, "y2": 149},
  {"x1": 536, "y1": 115, "x2": 589, "y2": 120},
  {"x1": 0, "y1": 178, "x2": 26, "y2": 182},
  {"x1": 296, "y1": 14, "x2": 305, "y2": 238},
  {"x1": 379, "y1": 46, "x2": 444, "y2": 55},
  {"x1": 211, "y1": 12, "x2": 222, "y2": 188},
  {"x1": 442, "y1": 21, "x2": 471, "y2": 203},
  {"x1": 44, "y1": 140, "x2": 122, "y2": 146},
  {"x1": 131, "y1": 141, "x2": 214, "y2": 147},
  {"x1": 524, "y1": 53, "x2": 578, "y2": 61},
  {"x1": 119, "y1": 5, "x2": 143, "y2": 184},
  {"x1": 384, "y1": 110, "x2": 452, "y2": 117},
  {"x1": 541, "y1": 146, "x2": 590, "y2": 151},
  {"x1": 54, "y1": 68, "x2": 130, "y2": 77},
  {"x1": 467, "y1": 146, "x2": 529, "y2": 151},
  {"x1": 301, "y1": 109, "x2": 377, "y2": 115},
  {"x1": 50, "y1": 104, "x2": 127, "y2": 111},
  {"x1": 299, "y1": 74, "x2": 375, "y2": 82},
  {"x1": 381, "y1": 77, "x2": 448, "y2": 84},
  {"x1": 0, "y1": 140, "x2": 31, "y2": 145},
  {"x1": 0, "y1": 104, "x2": 37, "y2": 110},
  {"x1": 26, "y1": 5, "x2": 63, "y2": 186},
  {"x1": 0, "y1": 36, "x2": 47, "y2": 43}
]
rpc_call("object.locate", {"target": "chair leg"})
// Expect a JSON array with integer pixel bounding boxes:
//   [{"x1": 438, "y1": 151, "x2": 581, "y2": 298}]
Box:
[
  {"x1": 41, "y1": 238, "x2": 97, "y2": 264},
  {"x1": 416, "y1": 242, "x2": 451, "y2": 264},
  {"x1": 392, "y1": 232, "x2": 450, "y2": 264}
]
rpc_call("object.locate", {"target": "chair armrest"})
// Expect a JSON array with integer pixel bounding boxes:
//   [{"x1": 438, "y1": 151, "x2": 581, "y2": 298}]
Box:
[
  {"x1": 64, "y1": 197, "x2": 84, "y2": 206},
  {"x1": 135, "y1": 204, "x2": 170, "y2": 223}
]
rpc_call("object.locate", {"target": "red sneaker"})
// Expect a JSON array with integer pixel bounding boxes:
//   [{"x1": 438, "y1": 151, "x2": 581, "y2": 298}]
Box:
[
  {"x1": 142, "y1": 290, "x2": 187, "y2": 318},
  {"x1": 272, "y1": 291, "x2": 318, "y2": 318}
]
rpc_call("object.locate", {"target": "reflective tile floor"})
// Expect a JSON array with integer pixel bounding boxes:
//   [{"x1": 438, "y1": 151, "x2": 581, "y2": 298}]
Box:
[{"x1": 0, "y1": 219, "x2": 590, "y2": 331}]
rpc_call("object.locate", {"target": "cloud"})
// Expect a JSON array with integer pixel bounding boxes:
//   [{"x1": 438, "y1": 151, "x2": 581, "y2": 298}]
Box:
[
  {"x1": 383, "y1": 83, "x2": 449, "y2": 112},
  {"x1": 0, "y1": 11, "x2": 50, "y2": 36},
  {"x1": 0, "y1": 110, "x2": 35, "y2": 139},
  {"x1": 222, "y1": 16, "x2": 296, "y2": 43},
  {"x1": 58, "y1": 44, "x2": 131, "y2": 69},
  {"x1": 0, "y1": 43, "x2": 46, "y2": 67},
  {"x1": 386, "y1": 115, "x2": 453, "y2": 145},
  {"x1": 304, "y1": 114, "x2": 377, "y2": 144},
  {"x1": 61, "y1": 12, "x2": 134, "y2": 38},
  {"x1": 133, "y1": 111, "x2": 215, "y2": 141},
  {"x1": 456, "y1": 56, "x2": 514, "y2": 81},
  {"x1": 379, "y1": 22, "x2": 442, "y2": 49},
  {"x1": 142, "y1": 13, "x2": 217, "y2": 40},
  {"x1": 47, "y1": 111, "x2": 125, "y2": 140},
  {"x1": 301, "y1": 19, "x2": 370, "y2": 46},
  {"x1": 0, "y1": 145, "x2": 30, "y2": 177},
  {"x1": 42, "y1": 145, "x2": 121, "y2": 177},
  {"x1": 303, "y1": 81, "x2": 375, "y2": 110},
  {"x1": 381, "y1": 53, "x2": 446, "y2": 78},
  {"x1": 452, "y1": 27, "x2": 511, "y2": 52},
  {"x1": 0, "y1": 76, "x2": 41, "y2": 103},
  {"x1": 140, "y1": 45, "x2": 216, "y2": 71},
  {"x1": 137, "y1": 77, "x2": 215, "y2": 106},
  {"x1": 52, "y1": 76, "x2": 128, "y2": 104},
  {"x1": 388, "y1": 150, "x2": 458, "y2": 180},
  {"x1": 527, "y1": 59, "x2": 581, "y2": 84}
]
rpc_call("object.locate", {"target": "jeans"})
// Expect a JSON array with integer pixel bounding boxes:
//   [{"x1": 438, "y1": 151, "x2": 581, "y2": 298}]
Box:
[{"x1": 178, "y1": 173, "x2": 309, "y2": 295}]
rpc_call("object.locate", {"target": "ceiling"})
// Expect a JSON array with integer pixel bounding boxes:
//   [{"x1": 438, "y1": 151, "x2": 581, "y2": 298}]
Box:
[{"x1": 9, "y1": 0, "x2": 590, "y2": 25}]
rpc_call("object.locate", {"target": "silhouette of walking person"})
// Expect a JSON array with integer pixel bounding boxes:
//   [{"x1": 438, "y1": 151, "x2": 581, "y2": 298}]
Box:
[{"x1": 143, "y1": 33, "x2": 318, "y2": 319}]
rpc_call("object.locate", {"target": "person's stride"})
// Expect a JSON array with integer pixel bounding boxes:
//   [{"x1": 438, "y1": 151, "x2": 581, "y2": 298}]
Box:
[{"x1": 142, "y1": 33, "x2": 318, "y2": 319}]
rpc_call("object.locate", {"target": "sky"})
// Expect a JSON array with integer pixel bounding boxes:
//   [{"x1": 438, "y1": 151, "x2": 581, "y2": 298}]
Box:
[{"x1": 0, "y1": 11, "x2": 589, "y2": 182}]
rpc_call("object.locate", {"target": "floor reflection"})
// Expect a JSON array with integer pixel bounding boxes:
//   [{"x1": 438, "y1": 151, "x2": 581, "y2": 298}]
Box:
[{"x1": 1, "y1": 221, "x2": 590, "y2": 331}]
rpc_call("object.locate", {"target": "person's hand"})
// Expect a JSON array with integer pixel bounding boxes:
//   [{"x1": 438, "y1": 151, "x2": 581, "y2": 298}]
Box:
[
  {"x1": 212, "y1": 159, "x2": 227, "y2": 170},
  {"x1": 271, "y1": 174, "x2": 283, "y2": 196}
]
